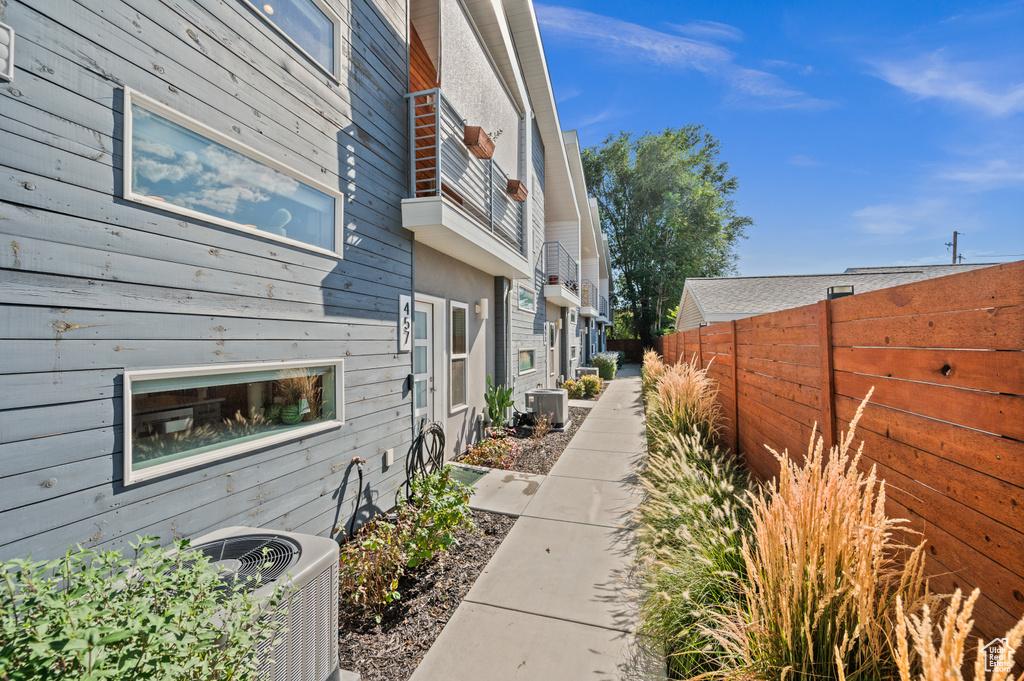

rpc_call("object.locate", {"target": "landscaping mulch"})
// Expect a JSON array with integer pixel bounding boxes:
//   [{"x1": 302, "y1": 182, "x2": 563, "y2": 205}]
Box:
[
  {"x1": 507, "y1": 405, "x2": 591, "y2": 475},
  {"x1": 337, "y1": 510, "x2": 516, "y2": 681}
]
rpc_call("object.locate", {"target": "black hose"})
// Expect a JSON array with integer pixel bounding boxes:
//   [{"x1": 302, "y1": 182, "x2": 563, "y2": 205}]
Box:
[
  {"x1": 401, "y1": 419, "x2": 445, "y2": 502},
  {"x1": 348, "y1": 458, "x2": 365, "y2": 539}
]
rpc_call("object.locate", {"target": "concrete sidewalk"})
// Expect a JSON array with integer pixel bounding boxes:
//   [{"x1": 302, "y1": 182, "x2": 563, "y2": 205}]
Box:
[{"x1": 411, "y1": 365, "x2": 653, "y2": 681}]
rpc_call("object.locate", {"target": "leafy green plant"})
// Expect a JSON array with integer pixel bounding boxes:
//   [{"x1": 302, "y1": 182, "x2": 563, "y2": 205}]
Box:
[
  {"x1": 578, "y1": 374, "x2": 602, "y2": 398},
  {"x1": 590, "y1": 351, "x2": 618, "y2": 380},
  {"x1": 0, "y1": 536, "x2": 288, "y2": 680},
  {"x1": 339, "y1": 519, "x2": 407, "y2": 619},
  {"x1": 401, "y1": 469, "x2": 475, "y2": 568},
  {"x1": 484, "y1": 375, "x2": 515, "y2": 428},
  {"x1": 460, "y1": 437, "x2": 521, "y2": 469},
  {"x1": 563, "y1": 379, "x2": 583, "y2": 399}
]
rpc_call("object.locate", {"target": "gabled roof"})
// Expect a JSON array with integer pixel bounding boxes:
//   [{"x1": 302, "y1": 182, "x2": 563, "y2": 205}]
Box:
[{"x1": 676, "y1": 263, "x2": 999, "y2": 329}]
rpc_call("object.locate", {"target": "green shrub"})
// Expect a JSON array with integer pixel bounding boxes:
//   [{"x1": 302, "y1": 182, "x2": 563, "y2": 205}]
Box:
[
  {"x1": 578, "y1": 374, "x2": 602, "y2": 398},
  {"x1": 402, "y1": 469, "x2": 475, "y2": 568},
  {"x1": 0, "y1": 537, "x2": 288, "y2": 680},
  {"x1": 635, "y1": 431, "x2": 750, "y2": 678},
  {"x1": 590, "y1": 351, "x2": 618, "y2": 380},
  {"x1": 563, "y1": 379, "x2": 583, "y2": 399},
  {"x1": 339, "y1": 518, "x2": 407, "y2": 617},
  {"x1": 340, "y1": 468, "x2": 476, "y2": 619}
]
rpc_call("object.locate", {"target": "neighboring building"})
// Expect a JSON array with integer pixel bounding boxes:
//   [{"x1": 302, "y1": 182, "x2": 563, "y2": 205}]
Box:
[
  {"x1": 675, "y1": 264, "x2": 998, "y2": 331},
  {"x1": 0, "y1": 0, "x2": 612, "y2": 561}
]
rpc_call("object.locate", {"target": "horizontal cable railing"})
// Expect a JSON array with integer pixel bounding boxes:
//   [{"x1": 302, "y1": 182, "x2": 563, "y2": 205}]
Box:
[
  {"x1": 543, "y1": 242, "x2": 578, "y2": 293},
  {"x1": 581, "y1": 280, "x2": 597, "y2": 309},
  {"x1": 407, "y1": 89, "x2": 524, "y2": 255}
]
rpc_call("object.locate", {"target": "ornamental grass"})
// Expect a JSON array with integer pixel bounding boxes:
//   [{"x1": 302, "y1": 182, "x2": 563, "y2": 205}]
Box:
[
  {"x1": 645, "y1": 357, "x2": 722, "y2": 446},
  {"x1": 711, "y1": 390, "x2": 933, "y2": 681}
]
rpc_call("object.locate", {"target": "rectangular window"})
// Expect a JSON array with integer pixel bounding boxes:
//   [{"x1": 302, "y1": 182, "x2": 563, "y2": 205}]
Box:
[
  {"x1": 569, "y1": 309, "x2": 577, "y2": 325},
  {"x1": 518, "y1": 348, "x2": 536, "y2": 374},
  {"x1": 570, "y1": 345, "x2": 577, "y2": 361},
  {"x1": 517, "y1": 284, "x2": 536, "y2": 313},
  {"x1": 125, "y1": 359, "x2": 344, "y2": 484},
  {"x1": 243, "y1": 0, "x2": 341, "y2": 78},
  {"x1": 450, "y1": 302, "x2": 468, "y2": 411},
  {"x1": 124, "y1": 89, "x2": 343, "y2": 257},
  {"x1": 549, "y1": 323, "x2": 556, "y2": 376}
]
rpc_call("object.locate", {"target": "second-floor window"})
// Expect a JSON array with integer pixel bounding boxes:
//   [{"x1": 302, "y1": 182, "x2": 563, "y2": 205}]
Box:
[{"x1": 246, "y1": 0, "x2": 341, "y2": 78}]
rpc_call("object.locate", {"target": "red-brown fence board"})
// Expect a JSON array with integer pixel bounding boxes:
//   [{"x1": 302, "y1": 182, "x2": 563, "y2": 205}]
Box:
[{"x1": 654, "y1": 262, "x2": 1024, "y2": 643}]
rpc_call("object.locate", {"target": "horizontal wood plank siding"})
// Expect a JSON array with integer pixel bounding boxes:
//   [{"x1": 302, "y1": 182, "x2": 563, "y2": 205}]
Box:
[{"x1": 0, "y1": 0, "x2": 415, "y2": 560}]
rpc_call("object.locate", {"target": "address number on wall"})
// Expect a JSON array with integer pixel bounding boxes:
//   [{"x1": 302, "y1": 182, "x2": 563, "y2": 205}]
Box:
[{"x1": 398, "y1": 294, "x2": 412, "y2": 353}]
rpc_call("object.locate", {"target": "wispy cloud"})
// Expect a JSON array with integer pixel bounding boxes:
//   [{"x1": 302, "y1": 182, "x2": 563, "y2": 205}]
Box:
[
  {"x1": 668, "y1": 20, "x2": 744, "y2": 43},
  {"x1": 939, "y1": 157, "x2": 1024, "y2": 188},
  {"x1": 556, "y1": 87, "x2": 582, "y2": 104},
  {"x1": 788, "y1": 154, "x2": 821, "y2": 167},
  {"x1": 871, "y1": 50, "x2": 1024, "y2": 116},
  {"x1": 852, "y1": 198, "x2": 948, "y2": 235},
  {"x1": 763, "y1": 59, "x2": 815, "y2": 76},
  {"x1": 535, "y1": 4, "x2": 831, "y2": 110}
]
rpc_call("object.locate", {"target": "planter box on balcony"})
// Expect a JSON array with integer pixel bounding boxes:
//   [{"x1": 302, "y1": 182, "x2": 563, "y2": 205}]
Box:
[
  {"x1": 506, "y1": 179, "x2": 528, "y2": 202},
  {"x1": 463, "y1": 126, "x2": 495, "y2": 159}
]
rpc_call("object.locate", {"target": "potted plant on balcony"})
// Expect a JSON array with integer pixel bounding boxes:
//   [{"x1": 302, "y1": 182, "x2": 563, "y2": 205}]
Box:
[{"x1": 463, "y1": 126, "x2": 497, "y2": 159}]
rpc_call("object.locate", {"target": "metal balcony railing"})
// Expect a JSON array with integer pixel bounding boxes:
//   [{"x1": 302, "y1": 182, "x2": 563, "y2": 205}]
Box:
[
  {"x1": 543, "y1": 242, "x2": 578, "y2": 293},
  {"x1": 408, "y1": 88, "x2": 525, "y2": 255},
  {"x1": 581, "y1": 280, "x2": 597, "y2": 309},
  {"x1": 600, "y1": 296, "x2": 608, "y2": 317}
]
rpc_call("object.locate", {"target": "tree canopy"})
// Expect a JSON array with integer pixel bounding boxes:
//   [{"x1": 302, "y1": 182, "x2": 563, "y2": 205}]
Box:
[{"x1": 582, "y1": 127, "x2": 751, "y2": 345}]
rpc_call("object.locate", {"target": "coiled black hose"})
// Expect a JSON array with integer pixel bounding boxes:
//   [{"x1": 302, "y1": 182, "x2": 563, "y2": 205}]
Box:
[{"x1": 401, "y1": 419, "x2": 446, "y2": 502}]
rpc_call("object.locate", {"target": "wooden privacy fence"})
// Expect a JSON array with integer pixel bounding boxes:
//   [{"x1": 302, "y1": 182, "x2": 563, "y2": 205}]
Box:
[{"x1": 655, "y1": 261, "x2": 1024, "y2": 649}]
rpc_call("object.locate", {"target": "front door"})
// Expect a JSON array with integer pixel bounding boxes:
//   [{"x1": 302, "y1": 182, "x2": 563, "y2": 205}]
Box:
[
  {"x1": 548, "y1": 320, "x2": 558, "y2": 387},
  {"x1": 413, "y1": 301, "x2": 433, "y2": 426}
]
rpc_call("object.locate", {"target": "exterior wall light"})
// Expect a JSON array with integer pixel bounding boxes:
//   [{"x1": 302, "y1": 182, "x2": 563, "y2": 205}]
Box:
[
  {"x1": 827, "y1": 285, "x2": 855, "y2": 300},
  {"x1": 475, "y1": 299, "x2": 489, "y2": 320}
]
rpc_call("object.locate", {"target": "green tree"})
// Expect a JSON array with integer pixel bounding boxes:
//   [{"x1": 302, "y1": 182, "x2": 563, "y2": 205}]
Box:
[{"x1": 583, "y1": 127, "x2": 751, "y2": 345}]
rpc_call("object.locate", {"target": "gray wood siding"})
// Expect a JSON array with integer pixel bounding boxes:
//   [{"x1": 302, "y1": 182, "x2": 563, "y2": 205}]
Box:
[
  {"x1": 0, "y1": 0, "x2": 414, "y2": 560},
  {"x1": 509, "y1": 119, "x2": 546, "y2": 406}
]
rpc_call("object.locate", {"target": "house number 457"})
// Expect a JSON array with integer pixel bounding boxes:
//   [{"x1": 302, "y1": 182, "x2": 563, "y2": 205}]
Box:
[{"x1": 398, "y1": 294, "x2": 412, "y2": 353}]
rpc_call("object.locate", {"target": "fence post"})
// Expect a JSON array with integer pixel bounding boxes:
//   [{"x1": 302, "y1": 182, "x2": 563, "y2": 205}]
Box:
[
  {"x1": 697, "y1": 327, "x2": 703, "y2": 369},
  {"x1": 817, "y1": 299, "x2": 837, "y2": 452},
  {"x1": 730, "y1": 319, "x2": 740, "y2": 456}
]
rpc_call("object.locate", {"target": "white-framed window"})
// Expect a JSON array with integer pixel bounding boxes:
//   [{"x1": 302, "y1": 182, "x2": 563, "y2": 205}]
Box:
[
  {"x1": 569, "y1": 309, "x2": 577, "y2": 325},
  {"x1": 123, "y1": 89, "x2": 344, "y2": 258},
  {"x1": 450, "y1": 301, "x2": 468, "y2": 412},
  {"x1": 570, "y1": 345, "x2": 577, "y2": 361},
  {"x1": 518, "y1": 348, "x2": 536, "y2": 374},
  {"x1": 548, "y1": 323, "x2": 556, "y2": 376},
  {"x1": 242, "y1": 0, "x2": 342, "y2": 80},
  {"x1": 517, "y1": 284, "x2": 536, "y2": 313},
  {"x1": 124, "y1": 359, "x2": 344, "y2": 485}
]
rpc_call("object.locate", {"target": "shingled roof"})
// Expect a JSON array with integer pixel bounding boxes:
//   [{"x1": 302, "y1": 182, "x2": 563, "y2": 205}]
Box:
[{"x1": 675, "y1": 263, "x2": 998, "y2": 331}]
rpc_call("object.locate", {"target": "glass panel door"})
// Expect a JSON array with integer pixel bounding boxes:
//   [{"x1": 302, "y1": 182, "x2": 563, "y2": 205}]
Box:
[{"x1": 414, "y1": 301, "x2": 433, "y2": 424}]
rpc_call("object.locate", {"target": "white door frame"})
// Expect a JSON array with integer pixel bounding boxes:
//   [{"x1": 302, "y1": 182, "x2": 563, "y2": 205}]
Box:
[{"x1": 415, "y1": 293, "x2": 447, "y2": 432}]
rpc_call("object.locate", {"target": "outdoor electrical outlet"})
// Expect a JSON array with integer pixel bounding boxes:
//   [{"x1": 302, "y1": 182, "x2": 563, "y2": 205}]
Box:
[{"x1": 384, "y1": 448, "x2": 394, "y2": 467}]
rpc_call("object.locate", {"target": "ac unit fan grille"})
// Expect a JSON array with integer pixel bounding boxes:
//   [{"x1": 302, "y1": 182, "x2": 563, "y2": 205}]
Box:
[{"x1": 188, "y1": 534, "x2": 301, "y2": 593}]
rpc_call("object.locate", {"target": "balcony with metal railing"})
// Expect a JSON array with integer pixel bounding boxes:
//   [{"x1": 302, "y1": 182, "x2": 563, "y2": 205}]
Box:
[
  {"x1": 580, "y1": 280, "x2": 598, "y2": 317},
  {"x1": 542, "y1": 241, "x2": 580, "y2": 308},
  {"x1": 400, "y1": 88, "x2": 531, "y2": 280},
  {"x1": 598, "y1": 295, "x2": 609, "y2": 322}
]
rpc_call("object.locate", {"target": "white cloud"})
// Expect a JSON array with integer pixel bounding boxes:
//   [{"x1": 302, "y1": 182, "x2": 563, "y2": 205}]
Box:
[
  {"x1": 872, "y1": 51, "x2": 1024, "y2": 116},
  {"x1": 134, "y1": 149, "x2": 203, "y2": 184},
  {"x1": 852, "y1": 198, "x2": 948, "y2": 235},
  {"x1": 536, "y1": 4, "x2": 831, "y2": 109},
  {"x1": 667, "y1": 20, "x2": 744, "y2": 43},
  {"x1": 763, "y1": 59, "x2": 815, "y2": 76},
  {"x1": 788, "y1": 154, "x2": 821, "y2": 167},
  {"x1": 939, "y1": 158, "x2": 1024, "y2": 188}
]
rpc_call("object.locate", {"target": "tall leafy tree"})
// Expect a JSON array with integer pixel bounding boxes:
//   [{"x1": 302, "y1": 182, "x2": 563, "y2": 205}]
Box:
[{"x1": 583, "y1": 127, "x2": 751, "y2": 345}]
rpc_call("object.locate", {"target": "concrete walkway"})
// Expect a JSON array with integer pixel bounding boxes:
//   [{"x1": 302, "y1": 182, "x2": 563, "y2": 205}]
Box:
[{"x1": 411, "y1": 365, "x2": 652, "y2": 681}]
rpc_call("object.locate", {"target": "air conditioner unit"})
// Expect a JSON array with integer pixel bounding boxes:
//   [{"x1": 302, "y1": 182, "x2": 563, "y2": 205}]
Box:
[
  {"x1": 525, "y1": 388, "x2": 569, "y2": 429},
  {"x1": 575, "y1": 367, "x2": 598, "y2": 379},
  {"x1": 187, "y1": 526, "x2": 342, "y2": 681}
]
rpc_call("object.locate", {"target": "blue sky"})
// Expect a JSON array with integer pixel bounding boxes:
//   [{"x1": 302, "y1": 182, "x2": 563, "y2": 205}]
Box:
[{"x1": 536, "y1": 0, "x2": 1024, "y2": 276}]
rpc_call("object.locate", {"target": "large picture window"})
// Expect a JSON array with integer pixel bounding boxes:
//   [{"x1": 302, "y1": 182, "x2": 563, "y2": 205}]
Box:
[
  {"x1": 450, "y1": 302, "x2": 468, "y2": 411},
  {"x1": 124, "y1": 89, "x2": 343, "y2": 256},
  {"x1": 124, "y1": 359, "x2": 343, "y2": 484},
  {"x1": 518, "y1": 348, "x2": 536, "y2": 374},
  {"x1": 243, "y1": 0, "x2": 341, "y2": 78},
  {"x1": 517, "y1": 284, "x2": 536, "y2": 313}
]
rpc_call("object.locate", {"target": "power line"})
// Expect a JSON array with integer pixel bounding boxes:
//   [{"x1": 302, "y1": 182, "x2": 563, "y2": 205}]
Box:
[{"x1": 973, "y1": 254, "x2": 1024, "y2": 258}]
